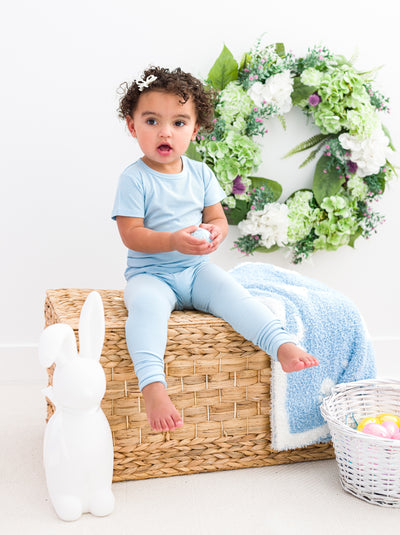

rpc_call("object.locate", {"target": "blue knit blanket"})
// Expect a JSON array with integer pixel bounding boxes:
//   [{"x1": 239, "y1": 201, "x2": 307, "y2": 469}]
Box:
[{"x1": 230, "y1": 262, "x2": 376, "y2": 450}]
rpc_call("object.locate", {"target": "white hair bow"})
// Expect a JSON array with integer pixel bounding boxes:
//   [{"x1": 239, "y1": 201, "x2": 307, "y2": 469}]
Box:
[{"x1": 136, "y1": 74, "x2": 158, "y2": 92}]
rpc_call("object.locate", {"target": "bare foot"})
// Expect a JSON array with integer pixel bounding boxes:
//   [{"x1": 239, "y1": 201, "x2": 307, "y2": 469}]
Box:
[
  {"x1": 141, "y1": 382, "x2": 183, "y2": 432},
  {"x1": 277, "y1": 343, "x2": 319, "y2": 373}
]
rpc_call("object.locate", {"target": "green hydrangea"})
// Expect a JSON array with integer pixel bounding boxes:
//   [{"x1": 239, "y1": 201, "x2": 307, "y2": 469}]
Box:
[
  {"x1": 347, "y1": 176, "x2": 368, "y2": 201},
  {"x1": 300, "y1": 67, "x2": 324, "y2": 88},
  {"x1": 216, "y1": 81, "x2": 253, "y2": 134},
  {"x1": 198, "y1": 130, "x2": 261, "y2": 195},
  {"x1": 346, "y1": 84, "x2": 370, "y2": 108},
  {"x1": 309, "y1": 64, "x2": 379, "y2": 137},
  {"x1": 286, "y1": 191, "x2": 321, "y2": 244},
  {"x1": 224, "y1": 196, "x2": 237, "y2": 209},
  {"x1": 319, "y1": 65, "x2": 360, "y2": 101},
  {"x1": 314, "y1": 193, "x2": 360, "y2": 250},
  {"x1": 214, "y1": 157, "x2": 241, "y2": 185},
  {"x1": 313, "y1": 103, "x2": 343, "y2": 134},
  {"x1": 345, "y1": 105, "x2": 380, "y2": 136}
]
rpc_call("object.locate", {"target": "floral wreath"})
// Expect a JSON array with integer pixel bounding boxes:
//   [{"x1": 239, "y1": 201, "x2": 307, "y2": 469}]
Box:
[{"x1": 186, "y1": 40, "x2": 396, "y2": 263}]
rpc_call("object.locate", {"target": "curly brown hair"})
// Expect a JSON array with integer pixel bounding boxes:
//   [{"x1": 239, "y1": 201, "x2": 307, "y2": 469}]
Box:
[{"x1": 117, "y1": 66, "x2": 215, "y2": 132}]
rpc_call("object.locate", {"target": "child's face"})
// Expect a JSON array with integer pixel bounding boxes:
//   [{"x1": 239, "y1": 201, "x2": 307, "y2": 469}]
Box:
[{"x1": 127, "y1": 90, "x2": 199, "y2": 174}]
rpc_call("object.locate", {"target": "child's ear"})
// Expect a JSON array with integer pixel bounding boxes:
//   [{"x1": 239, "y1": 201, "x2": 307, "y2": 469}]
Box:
[
  {"x1": 191, "y1": 123, "x2": 200, "y2": 141},
  {"x1": 126, "y1": 116, "x2": 137, "y2": 137}
]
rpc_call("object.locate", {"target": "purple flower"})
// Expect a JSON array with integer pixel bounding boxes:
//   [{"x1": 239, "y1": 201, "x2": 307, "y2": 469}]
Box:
[
  {"x1": 308, "y1": 93, "x2": 321, "y2": 107},
  {"x1": 347, "y1": 161, "x2": 358, "y2": 174},
  {"x1": 232, "y1": 175, "x2": 246, "y2": 195}
]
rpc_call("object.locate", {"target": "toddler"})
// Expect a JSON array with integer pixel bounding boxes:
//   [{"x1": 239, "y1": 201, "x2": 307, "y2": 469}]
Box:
[{"x1": 112, "y1": 66, "x2": 318, "y2": 433}]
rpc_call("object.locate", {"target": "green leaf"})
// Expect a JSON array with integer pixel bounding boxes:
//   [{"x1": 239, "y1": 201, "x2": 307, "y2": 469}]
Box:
[
  {"x1": 275, "y1": 42, "x2": 285, "y2": 58},
  {"x1": 255, "y1": 244, "x2": 280, "y2": 253},
  {"x1": 348, "y1": 227, "x2": 363, "y2": 248},
  {"x1": 291, "y1": 77, "x2": 317, "y2": 106},
  {"x1": 284, "y1": 133, "x2": 331, "y2": 159},
  {"x1": 357, "y1": 65, "x2": 384, "y2": 80},
  {"x1": 249, "y1": 176, "x2": 282, "y2": 202},
  {"x1": 185, "y1": 142, "x2": 202, "y2": 162},
  {"x1": 225, "y1": 199, "x2": 249, "y2": 225},
  {"x1": 239, "y1": 52, "x2": 252, "y2": 72},
  {"x1": 278, "y1": 114, "x2": 286, "y2": 130},
  {"x1": 385, "y1": 160, "x2": 398, "y2": 178},
  {"x1": 313, "y1": 155, "x2": 345, "y2": 206},
  {"x1": 382, "y1": 124, "x2": 396, "y2": 151},
  {"x1": 334, "y1": 54, "x2": 352, "y2": 67},
  {"x1": 299, "y1": 141, "x2": 326, "y2": 168},
  {"x1": 208, "y1": 45, "x2": 238, "y2": 91},
  {"x1": 369, "y1": 172, "x2": 386, "y2": 194}
]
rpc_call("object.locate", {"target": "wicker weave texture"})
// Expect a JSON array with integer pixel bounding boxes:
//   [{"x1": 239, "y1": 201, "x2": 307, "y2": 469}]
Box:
[
  {"x1": 44, "y1": 288, "x2": 334, "y2": 481},
  {"x1": 321, "y1": 379, "x2": 400, "y2": 507}
]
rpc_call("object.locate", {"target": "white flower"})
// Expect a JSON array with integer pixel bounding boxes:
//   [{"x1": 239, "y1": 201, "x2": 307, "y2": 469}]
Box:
[
  {"x1": 237, "y1": 215, "x2": 260, "y2": 236},
  {"x1": 238, "y1": 202, "x2": 289, "y2": 248},
  {"x1": 339, "y1": 127, "x2": 391, "y2": 177},
  {"x1": 247, "y1": 71, "x2": 294, "y2": 114}
]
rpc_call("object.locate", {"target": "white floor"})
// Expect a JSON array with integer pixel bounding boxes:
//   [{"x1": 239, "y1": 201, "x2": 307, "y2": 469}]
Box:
[{"x1": 2, "y1": 358, "x2": 400, "y2": 535}]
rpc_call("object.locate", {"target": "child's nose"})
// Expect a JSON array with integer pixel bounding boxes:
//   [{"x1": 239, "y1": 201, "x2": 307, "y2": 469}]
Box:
[{"x1": 159, "y1": 124, "x2": 172, "y2": 138}]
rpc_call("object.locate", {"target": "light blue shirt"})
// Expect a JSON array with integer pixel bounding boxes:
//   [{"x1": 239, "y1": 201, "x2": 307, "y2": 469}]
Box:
[{"x1": 112, "y1": 156, "x2": 226, "y2": 280}]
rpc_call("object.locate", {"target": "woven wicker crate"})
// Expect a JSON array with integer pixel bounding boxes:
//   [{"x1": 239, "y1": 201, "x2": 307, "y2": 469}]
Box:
[{"x1": 44, "y1": 288, "x2": 334, "y2": 481}]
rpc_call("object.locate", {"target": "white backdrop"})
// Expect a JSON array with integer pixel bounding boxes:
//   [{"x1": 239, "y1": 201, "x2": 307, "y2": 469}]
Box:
[{"x1": 1, "y1": 0, "x2": 399, "y2": 379}]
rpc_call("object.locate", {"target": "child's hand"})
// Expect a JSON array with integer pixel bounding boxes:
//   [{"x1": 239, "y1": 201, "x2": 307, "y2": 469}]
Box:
[
  {"x1": 199, "y1": 223, "x2": 223, "y2": 251},
  {"x1": 170, "y1": 226, "x2": 215, "y2": 255}
]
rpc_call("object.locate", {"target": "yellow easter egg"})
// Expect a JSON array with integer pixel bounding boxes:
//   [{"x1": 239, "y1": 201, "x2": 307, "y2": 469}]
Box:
[
  {"x1": 376, "y1": 413, "x2": 400, "y2": 428},
  {"x1": 357, "y1": 416, "x2": 378, "y2": 431}
]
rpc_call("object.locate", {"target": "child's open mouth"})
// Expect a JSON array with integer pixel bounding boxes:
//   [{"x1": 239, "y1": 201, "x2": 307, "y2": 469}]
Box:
[{"x1": 157, "y1": 144, "x2": 172, "y2": 155}]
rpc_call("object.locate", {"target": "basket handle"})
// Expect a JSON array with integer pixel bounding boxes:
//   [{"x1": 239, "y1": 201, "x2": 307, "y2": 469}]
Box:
[
  {"x1": 321, "y1": 378, "x2": 400, "y2": 428},
  {"x1": 329, "y1": 378, "x2": 400, "y2": 395}
]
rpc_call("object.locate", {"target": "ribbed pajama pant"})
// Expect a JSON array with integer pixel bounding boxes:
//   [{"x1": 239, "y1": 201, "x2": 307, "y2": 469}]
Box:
[{"x1": 124, "y1": 262, "x2": 295, "y2": 391}]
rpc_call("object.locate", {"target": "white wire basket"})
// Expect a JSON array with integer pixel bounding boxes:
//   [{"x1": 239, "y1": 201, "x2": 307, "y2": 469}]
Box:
[{"x1": 321, "y1": 378, "x2": 400, "y2": 507}]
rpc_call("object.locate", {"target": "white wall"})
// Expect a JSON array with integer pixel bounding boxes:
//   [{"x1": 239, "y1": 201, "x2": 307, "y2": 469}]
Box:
[{"x1": 1, "y1": 0, "x2": 399, "y2": 379}]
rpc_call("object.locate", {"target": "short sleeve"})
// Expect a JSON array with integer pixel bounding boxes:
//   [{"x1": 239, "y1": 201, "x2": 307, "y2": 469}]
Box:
[
  {"x1": 203, "y1": 165, "x2": 226, "y2": 207},
  {"x1": 111, "y1": 173, "x2": 144, "y2": 220}
]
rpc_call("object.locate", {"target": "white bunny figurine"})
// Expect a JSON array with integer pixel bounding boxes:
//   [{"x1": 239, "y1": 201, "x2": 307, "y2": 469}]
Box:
[{"x1": 39, "y1": 291, "x2": 115, "y2": 522}]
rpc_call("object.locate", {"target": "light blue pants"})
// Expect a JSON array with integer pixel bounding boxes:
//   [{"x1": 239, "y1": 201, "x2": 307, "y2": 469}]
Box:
[{"x1": 124, "y1": 262, "x2": 295, "y2": 391}]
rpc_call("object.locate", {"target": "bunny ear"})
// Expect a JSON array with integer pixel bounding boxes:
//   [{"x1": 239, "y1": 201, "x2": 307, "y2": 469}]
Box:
[
  {"x1": 39, "y1": 323, "x2": 78, "y2": 368},
  {"x1": 78, "y1": 291, "x2": 105, "y2": 361}
]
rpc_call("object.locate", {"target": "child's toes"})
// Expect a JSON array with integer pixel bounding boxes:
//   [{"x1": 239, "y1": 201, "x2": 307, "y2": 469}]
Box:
[
  {"x1": 172, "y1": 415, "x2": 183, "y2": 428},
  {"x1": 151, "y1": 418, "x2": 162, "y2": 432},
  {"x1": 294, "y1": 360, "x2": 306, "y2": 371},
  {"x1": 158, "y1": 418, "x2": 170, "y2": 432},
  {"x1": 304, "y1": 354, "x2": 318, "y2": 368},
  {"x1": 163, "y1": 416, "x2": 176, "y2": 431}
]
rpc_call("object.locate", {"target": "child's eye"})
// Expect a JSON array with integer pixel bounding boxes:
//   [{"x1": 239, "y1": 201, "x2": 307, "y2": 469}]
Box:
[
  {"x1": 146, "y1": 118, "x2": 157, "y2": 126},
  {"x1": 174, "y1": 120, "x2": 185, "y2": 127}
]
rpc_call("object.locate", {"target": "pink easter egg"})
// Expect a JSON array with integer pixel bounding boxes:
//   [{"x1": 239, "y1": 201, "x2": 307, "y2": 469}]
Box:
[
  {"x1": 391, "y1": 432, "x2": 400, "y2": 441},
  {"x1": 381, "y1": 420, "x2": 399, "y2": 438},
  {"x1": 362, "y1": 422, "x2": 390, "y2": 438}
]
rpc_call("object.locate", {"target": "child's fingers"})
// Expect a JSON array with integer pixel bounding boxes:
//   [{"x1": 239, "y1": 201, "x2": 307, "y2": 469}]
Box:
[
  {"x1": 208, "y1": 237, "x2": 221, "y2": 252},
  {"x1": 184, "y1": 225, "x2": 200, "y2": 235},
  {"x1": 200, "y1": 223, "x2": 216, "y2": 235}
]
